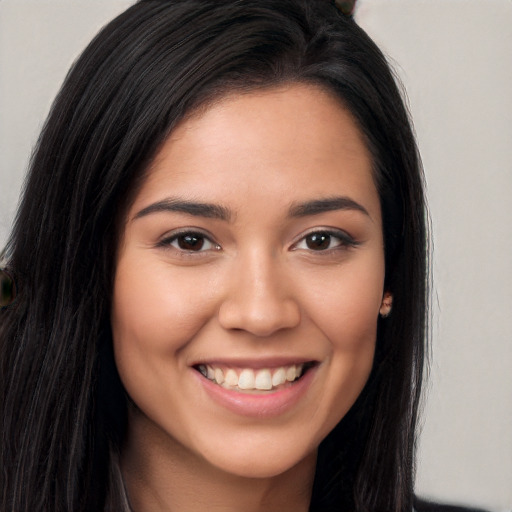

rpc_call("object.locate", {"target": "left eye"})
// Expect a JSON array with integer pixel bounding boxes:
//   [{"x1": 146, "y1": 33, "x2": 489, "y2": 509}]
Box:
[
  {"x1": 164, "y1": 232, "x2": 218, "y2": 252},
  {"x1": 294, "y1": 231, "x2": 354, "y2": 251}
]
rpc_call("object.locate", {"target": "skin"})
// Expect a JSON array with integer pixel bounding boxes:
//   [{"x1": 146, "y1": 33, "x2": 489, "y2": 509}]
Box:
[{"x1": 112, "y1": 84, "x2": 386, "y2": 512}]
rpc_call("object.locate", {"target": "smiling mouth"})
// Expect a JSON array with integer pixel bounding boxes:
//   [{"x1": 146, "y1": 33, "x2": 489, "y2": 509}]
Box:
[{"x1": 194, "y1": 362, "x2": 316, "y2": 393}]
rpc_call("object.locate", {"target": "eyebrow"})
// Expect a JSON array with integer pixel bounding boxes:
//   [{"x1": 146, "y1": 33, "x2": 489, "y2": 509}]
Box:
[
  {"x1": 133, "y1": 195, "x2": 370, "y2": 223},
  {"x1": 288, "y1": 196, "x2": 370, "y2": 218},
  {"x1": 133, "y1": 198, "x2": 232, "y2": 222}
]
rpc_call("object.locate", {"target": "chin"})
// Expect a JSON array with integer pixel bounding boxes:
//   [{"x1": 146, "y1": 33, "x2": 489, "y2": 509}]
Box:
[{"x1": 189, "y1": 426, "x2": 320, "y2": 480}]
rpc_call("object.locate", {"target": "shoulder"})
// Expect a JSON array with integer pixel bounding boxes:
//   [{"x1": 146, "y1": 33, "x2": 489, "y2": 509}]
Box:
[{"x1": 414, "y1": 497, "x2": 491, "y2": 512}]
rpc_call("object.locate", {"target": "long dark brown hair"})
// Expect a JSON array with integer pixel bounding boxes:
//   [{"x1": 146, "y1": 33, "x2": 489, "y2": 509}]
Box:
[{"x1": 0, "y1": 1, "x2": 428, "y2": 510}]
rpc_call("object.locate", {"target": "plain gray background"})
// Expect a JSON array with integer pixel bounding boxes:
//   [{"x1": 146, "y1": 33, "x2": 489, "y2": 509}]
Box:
[{"x1": 1, "y1": 1, "x2": 511, "y2": 510}]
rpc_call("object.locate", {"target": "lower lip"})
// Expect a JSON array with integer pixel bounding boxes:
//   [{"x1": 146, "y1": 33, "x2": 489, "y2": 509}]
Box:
[{"x1": 193, "y1": 366, "x2": 317, "y2": 418}]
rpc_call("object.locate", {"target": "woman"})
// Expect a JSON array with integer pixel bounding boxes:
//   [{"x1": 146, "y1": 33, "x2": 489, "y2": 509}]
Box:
[{"x1": 0, "y1": 1, "x2": 431, "y2": 510}]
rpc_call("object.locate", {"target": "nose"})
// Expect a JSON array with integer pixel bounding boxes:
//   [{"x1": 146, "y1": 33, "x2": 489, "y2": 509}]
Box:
[{"x1": 218, "y1": 250, "x2": 301, "y2": 337}]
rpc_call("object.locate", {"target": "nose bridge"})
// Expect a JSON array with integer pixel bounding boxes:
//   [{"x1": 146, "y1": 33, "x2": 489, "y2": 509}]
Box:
[{"x1": 218, "y1": 247, "x2": 300, "y2": 336}]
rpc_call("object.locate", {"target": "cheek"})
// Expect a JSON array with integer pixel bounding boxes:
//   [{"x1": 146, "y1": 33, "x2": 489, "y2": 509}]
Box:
[
  {"x1": 318, "y1": 279, "x2": 379, "y2": 384},
  {"x1": 110, "y1": 256, "x2": 217, "y2": 367},
  {"x1": 304, "y1": 254, "x2": 384, "y2": 349},
  {"x1": 308, "y1": 300, "x2": 378, "y2": 439},
  {"x1": 299, "y1": 254, "x2": 383, "y2": 422}
]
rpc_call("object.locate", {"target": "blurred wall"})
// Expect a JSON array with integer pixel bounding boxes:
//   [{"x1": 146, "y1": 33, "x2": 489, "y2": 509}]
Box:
[
  {"x1": 1, "y1": 1, "x2": 511, "y2": 510},
  {"x1": 355, "y1": 3, "x2": 512, "y2": 511}
]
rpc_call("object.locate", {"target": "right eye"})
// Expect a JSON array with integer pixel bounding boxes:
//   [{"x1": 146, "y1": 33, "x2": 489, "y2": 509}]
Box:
[{"x1": 159, "y1": 231, "x2": 220, "y2": 253}]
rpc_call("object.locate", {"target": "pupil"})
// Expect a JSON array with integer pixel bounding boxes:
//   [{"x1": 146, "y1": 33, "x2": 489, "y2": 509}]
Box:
[
  {"x1": 306, "y1": 233, "x2": 330, "y2": 250},
  {"x1": 178, "y1": 234, "x2": 204, "y2": 251}
]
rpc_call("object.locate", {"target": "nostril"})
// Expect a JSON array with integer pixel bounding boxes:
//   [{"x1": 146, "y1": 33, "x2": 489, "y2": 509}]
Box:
[{"x1": 218, "y1": 297, "x2": 300, "y2": 337}]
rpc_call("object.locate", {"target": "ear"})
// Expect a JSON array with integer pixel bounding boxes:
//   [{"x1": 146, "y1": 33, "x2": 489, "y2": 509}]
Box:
[{"x1": 379, "y1": 292, "x2": 393, "y2": 318}]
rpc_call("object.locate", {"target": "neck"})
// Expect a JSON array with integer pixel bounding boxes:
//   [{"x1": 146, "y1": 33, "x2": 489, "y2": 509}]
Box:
[{"x1": 121, "y1": 407, "x2": 316, "y2": 512}]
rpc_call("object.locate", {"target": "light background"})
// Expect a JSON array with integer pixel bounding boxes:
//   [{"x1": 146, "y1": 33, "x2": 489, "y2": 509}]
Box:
[{"x1": 0, "y1": 1, "x2": 511, "y2": 510}]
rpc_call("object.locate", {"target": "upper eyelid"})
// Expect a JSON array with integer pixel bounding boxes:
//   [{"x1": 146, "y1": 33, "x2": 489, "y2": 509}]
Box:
[
  {"x1": 157, "y1": 228, "x2": 219, "y2": 251},
  {"x1": 291, "y1": 227, "x2": 357, "y2": 246},
  {"x1": 156, "y1": 226, "x2": 358, "y2": 250},
  {"x1": 160, "y1": 227, "x2": 216, "y2": 242}
]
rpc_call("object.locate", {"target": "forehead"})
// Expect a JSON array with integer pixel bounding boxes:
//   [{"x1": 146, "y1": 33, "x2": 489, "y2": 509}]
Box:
[{"x1": 128, "y1": 84, "x2": 379, "y2": 223}]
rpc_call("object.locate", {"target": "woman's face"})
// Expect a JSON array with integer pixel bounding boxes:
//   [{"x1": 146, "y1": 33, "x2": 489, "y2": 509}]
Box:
[{"x1": 112, "y1": 84, "x2": 385, "y2": 478}]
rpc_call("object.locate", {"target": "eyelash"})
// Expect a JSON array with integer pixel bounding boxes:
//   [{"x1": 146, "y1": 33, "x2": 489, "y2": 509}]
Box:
[
  {"x1": 292, "y1": 229, "x2": 359, "y2": 253},
  {"x1": 157, "y1": 228, "x2": 359, "y2": 256},
  {"x1": 157, "y1": 230, "x2": 220, "y2": 254}
]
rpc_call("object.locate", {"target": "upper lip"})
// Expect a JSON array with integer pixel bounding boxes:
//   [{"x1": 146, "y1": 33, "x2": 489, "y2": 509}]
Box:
[{"x1": 190, "y1": 357, "x2": 318, "y2": 369}]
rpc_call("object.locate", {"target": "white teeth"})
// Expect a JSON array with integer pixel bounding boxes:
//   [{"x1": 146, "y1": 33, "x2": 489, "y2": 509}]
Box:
[
  {"x1": 254, "y1": 369, "x2": 272, "y2": 390},
  {"x1": 198, "y1": 362, "x2": 309, "y2": 391},
  {"x1": 286, "y1": 365, "x2": 297, "y2": 382},
  {"x1": 238, "y1": 369, "x2": 255, "y2": 390},
  {"x1": 225, "y1": 369, "x2": 238, "y2": 387},
  {"x1": 214, "y1": 368, "x2": 224, "y2": 385},
  {"x1": 272, "y1": 367, "x2": 287, "y2": 387}
]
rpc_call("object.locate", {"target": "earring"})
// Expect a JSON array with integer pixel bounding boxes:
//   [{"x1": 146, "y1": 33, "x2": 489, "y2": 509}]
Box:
[{"x1": 379, "y1": 292, "x2": 393, "y2": 318}]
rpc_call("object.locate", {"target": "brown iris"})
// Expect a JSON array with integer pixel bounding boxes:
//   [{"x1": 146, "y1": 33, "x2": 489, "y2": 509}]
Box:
[
  {"x1": 177, "y1": 234, "x2": 205, "y2": 251},
  {"x1": 305, "y1": 232, "x2": 332, "y2": 251}
]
